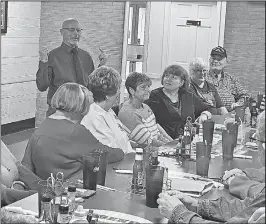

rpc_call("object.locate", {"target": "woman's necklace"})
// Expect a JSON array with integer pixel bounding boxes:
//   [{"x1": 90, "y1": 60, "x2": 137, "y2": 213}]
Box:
[{"x1": 163, "y1": 88, "x2": 179, "y2": 103}]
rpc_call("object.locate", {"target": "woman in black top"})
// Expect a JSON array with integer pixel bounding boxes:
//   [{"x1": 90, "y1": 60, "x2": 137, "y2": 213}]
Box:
[{"x1": 145, "y1": 64, "x2": 211, "y2": 139}]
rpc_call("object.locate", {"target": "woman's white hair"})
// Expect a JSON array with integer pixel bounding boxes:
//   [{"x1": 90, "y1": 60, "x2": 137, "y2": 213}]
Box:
[{"x1": 188, "y1": 57, "x2": 208, "y2": 77}]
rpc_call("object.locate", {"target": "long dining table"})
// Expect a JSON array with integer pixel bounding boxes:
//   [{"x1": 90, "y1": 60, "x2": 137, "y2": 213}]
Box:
[{"x1": 7, "y1": 114, "x2": 261, "y2": 223}]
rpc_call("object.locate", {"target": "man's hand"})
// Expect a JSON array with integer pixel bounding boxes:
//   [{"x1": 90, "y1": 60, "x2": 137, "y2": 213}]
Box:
[
  {"x1": 166, "y1": 190, "x2": 198, "y2": 212},
  {"x1": 39, "y1": 48, "x2": 49, "y2": 63},
  {"x1": 157, "y1": 192, "x2": 183, "y2": 219},
  {"x1": 222, "y1": 168, "x2": 246, "y2": 186},
  {"x1": 98, "y1": 48, "x2": 108, "y2": 66},
  {"x1": 248, "y1": 207, "x2": 265, "y2": 223}
]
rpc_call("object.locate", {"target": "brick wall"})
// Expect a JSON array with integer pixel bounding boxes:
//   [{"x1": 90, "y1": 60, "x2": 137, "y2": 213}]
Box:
[
  {"x1": 223, "y1": 2, "x2": 265, "y2": 98},
  {"x1": 36, "y1": 1, "x2": 125, "y2": 126}
]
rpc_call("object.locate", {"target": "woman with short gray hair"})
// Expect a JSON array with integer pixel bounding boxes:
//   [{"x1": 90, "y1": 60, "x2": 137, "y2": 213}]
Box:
[{"x1": 188, "y1": 57, "x2": 228, "y2": 115}]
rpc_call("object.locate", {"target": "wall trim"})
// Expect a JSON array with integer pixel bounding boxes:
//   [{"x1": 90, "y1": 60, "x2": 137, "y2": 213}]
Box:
[
  {"x1": 161, "y1": 2, "x2": 171, "y2": 74},
  {"x1": 217, "y1": 1, "x2": 227, "y2": 46},
  {"x1": 120, "y1": 1, "x2": 130, "y2": 104},
  {"x1": 143, "y1": 1, "x2": 151, "y2": 74},
  {"x1": 1, "y1": 118, "x2": 35, "y2": 136}
]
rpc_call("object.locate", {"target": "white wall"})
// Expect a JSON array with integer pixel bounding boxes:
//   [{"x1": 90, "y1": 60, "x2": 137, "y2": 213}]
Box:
[
  {"x1": 146, "y1": 2, "x2": 167, "y2": 90},
  {"x1": 1, "y1": 2, "x2": 41, "y2": 124}
]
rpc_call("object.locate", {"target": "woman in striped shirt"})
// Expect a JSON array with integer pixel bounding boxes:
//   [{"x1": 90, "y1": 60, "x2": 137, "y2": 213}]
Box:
[{"x1": 118, "y1": 72, "x2": 173, "y2": 147}]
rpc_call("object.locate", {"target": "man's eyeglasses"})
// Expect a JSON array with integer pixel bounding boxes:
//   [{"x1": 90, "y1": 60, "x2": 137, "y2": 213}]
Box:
[
  {"x1": 62, "y1": 28, "x2": 83, "y2": 33},
  {"x1": 164, "y1": 74, "x2": 180, "y2": 80}
]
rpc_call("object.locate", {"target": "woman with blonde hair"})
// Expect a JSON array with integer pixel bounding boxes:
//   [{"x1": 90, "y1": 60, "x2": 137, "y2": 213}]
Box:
[{"x1": 22, "y1": 82, "x2": 124, "y2": 180}]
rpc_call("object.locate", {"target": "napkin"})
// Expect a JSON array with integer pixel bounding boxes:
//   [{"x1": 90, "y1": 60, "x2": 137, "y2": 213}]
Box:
[
  {"x1": 170, "y1": 177, "x2": 214, "y2": 197},
  {"x1": 63, "y1": 187, "x2": 96, "y2": 198}
]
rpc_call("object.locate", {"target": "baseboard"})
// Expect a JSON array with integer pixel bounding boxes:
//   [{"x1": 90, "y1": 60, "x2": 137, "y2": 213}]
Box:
[{"x1": 1, "y1": 118, "x2": 35, "y2": 136}]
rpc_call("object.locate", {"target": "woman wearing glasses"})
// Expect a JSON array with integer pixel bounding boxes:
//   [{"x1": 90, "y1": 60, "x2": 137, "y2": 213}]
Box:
[
  {"x1": 145, "y1": 64, "x2": 212, "y2": 139},
  {"x1": 188, "y1": 57, "x2": 228, "y2": 115},
  {"x1": 118, "y1": 72, "x2": 173, "y2": 148}
]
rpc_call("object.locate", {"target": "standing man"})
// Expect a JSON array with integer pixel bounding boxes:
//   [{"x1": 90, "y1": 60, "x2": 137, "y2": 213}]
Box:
[
  {"x1": 206, "y1": 46, "x2": 249, "y2": 111},
  {"x1": 36, "y1": 18, "x2": 108, "y2": 116}
]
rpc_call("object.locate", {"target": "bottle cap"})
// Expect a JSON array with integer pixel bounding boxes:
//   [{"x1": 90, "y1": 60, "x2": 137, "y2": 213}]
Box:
[
  {"x1": 136, "y1": 148, "x2": 143, "y2": 154},
  {"x1": 41, "y1": 193, "x2": 52, "y2": 202},
  {"x1": 68, "y1": 185, "x2": 77, "y2": 192},
  {"x1": 74, "y1": 205, "x2": 87, "y2": 217}
]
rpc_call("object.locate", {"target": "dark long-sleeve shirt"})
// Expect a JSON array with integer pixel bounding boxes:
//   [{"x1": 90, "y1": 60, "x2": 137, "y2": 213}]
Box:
[
  {"x1": 145, "y1": 88, "x2": 209, "y2": 139},
  {"x1": 21, "y1": 118, "x2": 124, "y2": 180},
  {"x1": 36, "y1": 42, "x2": 95, "y2": 106}
]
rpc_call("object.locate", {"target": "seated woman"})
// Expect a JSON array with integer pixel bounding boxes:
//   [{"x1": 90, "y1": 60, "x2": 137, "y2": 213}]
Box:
[
  {"x1": 145, "y1": 64, "x2": 212, "y2": 139},
  {"x1": 188, "y1": 57, "x2": 228, "y2": 115},
  {"x1": 1, "y1": 141, "x2": 43, "y2": 206},
  {"x1": 81, "y1": 66, "x2": 134, "y2": 154},
  {"x1": 118, "y1": 72, "x2": 173, "y2": 148},
  {"x1": 22, "y1": 82, "x2": 124, "y2": 180},
  {"x1": 157, "y1": 111, "x2": 265, "y2": 223}
]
